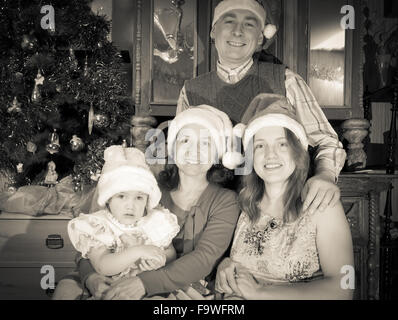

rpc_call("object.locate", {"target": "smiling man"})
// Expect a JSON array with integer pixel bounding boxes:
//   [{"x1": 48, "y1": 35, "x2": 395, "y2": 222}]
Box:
[{"x1": 177, "y1": 0, "x2": 347, "y2": 217}]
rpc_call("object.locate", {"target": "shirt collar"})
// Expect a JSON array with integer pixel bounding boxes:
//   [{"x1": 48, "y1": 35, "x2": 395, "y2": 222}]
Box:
[{"x1": 217, "y1": 58, "x2": 253, "y2": 84}]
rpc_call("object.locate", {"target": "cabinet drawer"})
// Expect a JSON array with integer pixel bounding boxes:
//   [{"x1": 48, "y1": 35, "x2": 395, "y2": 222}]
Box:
[
  {"x1": 0, "y1": 266, "x2": 75, "y2": 300},
  {"x1": 0, "y1": 214, "x2": 76, "y2": 266}
]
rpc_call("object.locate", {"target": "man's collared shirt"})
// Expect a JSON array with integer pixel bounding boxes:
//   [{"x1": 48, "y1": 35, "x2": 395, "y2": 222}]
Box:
[{"x1": 216, "y1": 59, "x2": 254, "y2": 84}]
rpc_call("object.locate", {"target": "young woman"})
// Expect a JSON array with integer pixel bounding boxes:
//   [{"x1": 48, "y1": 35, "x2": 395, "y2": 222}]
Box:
[{"x1": 215, "y1": 94, "x2": 354, "y2": 300}]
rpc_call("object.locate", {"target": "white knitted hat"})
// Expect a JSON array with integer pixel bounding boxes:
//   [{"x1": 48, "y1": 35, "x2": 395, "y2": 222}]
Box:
[
  {"x1": 97, "y1": 145, "x2": 161, "y2": 209},
  {"x1": 234, "y1": 94, "x2": 309, "y2": 150},
  {"x1": 167, "y1": 105, "x2": 244, "y2": 170},
  {"x1": 212, "y1": 0, "x2": 277, "y2": 40}
]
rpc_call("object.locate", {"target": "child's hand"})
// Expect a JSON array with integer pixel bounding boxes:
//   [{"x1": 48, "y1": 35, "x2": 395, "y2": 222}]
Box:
[
  {"x1": 138, "y1": 258, "x2": 166, "y2": 271},
  {"x1": 139, "y1": 245, "x2": 166, "y2": 262},
  {"x1": 120, "y1": 234, "x2": 143, "y2": 247}
]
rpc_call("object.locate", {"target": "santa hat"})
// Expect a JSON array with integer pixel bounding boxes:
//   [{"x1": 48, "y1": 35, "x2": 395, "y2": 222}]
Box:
[
  {"x1": 167, "y1": 105, "x2": 244, "y2": 170},
  {"x1": 234, "y1": 94, "x2": 309, "y2": 150},
  {"x1": 212, "y1": 0, "x2": 278, "y2": 40},
  {"x1": 97, "y1": 145, "x2": 161, "y2": 209}
]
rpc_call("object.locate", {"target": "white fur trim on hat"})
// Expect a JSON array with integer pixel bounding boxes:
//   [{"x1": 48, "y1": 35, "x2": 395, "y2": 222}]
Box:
[
  {"x1": 97, "y1": 166, "x2": 161, "y2": 209},
  {"x1": 212, "y1": 0, "x2": 266, "y2": 29},
  {"x1": 233, "y1": 123, "x2": 246, "y2": 139},
  {"x1": 167, "y1": 109, "x2": 224, "y2": 160},
  {"x1": 242, "y1": 114, "x2": 309, "y2": 150},
  {"x1": 97, "y1": 146, "x2": 161, "y2": 209}
]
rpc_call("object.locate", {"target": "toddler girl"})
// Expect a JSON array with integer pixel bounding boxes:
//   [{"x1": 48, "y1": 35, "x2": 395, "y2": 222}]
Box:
[{"x1": 68, "y1": 145, "x2": 180, "y2": 298}]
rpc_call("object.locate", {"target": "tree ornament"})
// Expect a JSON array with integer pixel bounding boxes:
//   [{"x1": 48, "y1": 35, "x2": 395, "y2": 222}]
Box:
[
  {"x1": 16, "y1": 163, "x2": 24, "y2": 173},
  {"x1": 44, "y1": 161, "x2": 58, "y2": 185},
  {"x1": 21, "y1": 33, "x2": 38, "y2": 51},
  {"x1": 69, "y1": 47, "x2": 79, "y2": 71},
  {"x1": 26, "y1": 141, "x2": 37, "y2": 153},
  {"x1": 88, "y1": 102, "x2": 94, "y2": 134},
  {"x1": 70, "y1": 135, "x2": 85, "y2": 151},
  {"x1": 7, "y1": 96, "x2": 22, "y2": 113},
  {"x1": 93, "y1": 113, "x2": 109, "y2": 129},
  {"x1": 31, "y1": 69, "x2": 45, "y2": 103},
  {"x1": 88, "y1": 103, "x2": 110, "y2": 133},
  {"x1": 83, "y1": 55, "x2": 89, "y2": 77},
  {"x1": 90, "y1": 169, "x2": 101, "y2": 181},
  {"x1": 72, "y1": 173, "x2": 83, "y2": 192},
  {"x1": 46, "y1": 129, "x2": 60, "y2": 154}
]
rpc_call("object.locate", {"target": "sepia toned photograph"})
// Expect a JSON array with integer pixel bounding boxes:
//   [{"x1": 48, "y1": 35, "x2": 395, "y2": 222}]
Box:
[{"x1": 0, "y1": 0, "x2": 397, "y2": 310}]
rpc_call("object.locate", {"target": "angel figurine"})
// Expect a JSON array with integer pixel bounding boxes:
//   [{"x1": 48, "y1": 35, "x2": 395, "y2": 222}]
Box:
[{"x1": 44, "y1": 161, "x2": 58, "y2": 185}]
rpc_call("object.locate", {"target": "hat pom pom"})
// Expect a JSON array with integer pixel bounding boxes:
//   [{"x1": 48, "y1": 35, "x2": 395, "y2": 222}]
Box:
[
  {"x1": 222, "y1": 151, "x2": 244, "y2": 170},
  {"x1": 233, "y1": 123, "x2": 246, "y2": 139},
  {"x1": 263, "y1": 24, "x2": 277, "y2": 39}
]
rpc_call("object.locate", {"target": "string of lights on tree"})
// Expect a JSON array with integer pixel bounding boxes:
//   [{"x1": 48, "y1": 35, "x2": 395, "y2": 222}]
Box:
[{"x1": 0, "y1": 0, "x2": 134, "y2": 191}]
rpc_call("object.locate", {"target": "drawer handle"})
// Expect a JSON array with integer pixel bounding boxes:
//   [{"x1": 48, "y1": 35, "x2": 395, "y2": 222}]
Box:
[{"x1": 46, "y1": 234, "x2": 64, "y2": 249}]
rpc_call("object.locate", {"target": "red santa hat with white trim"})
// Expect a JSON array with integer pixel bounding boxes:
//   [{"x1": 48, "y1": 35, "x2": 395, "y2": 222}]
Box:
[
  {"x1": 233, "y1": 93, "x2": 309, "y2": 151},
  {"x1": 212, "y1": 0, "x2": 278, "y2": 40},
  {"x1": 167, "y1": 105, "x2": 244, "y2": 170}
]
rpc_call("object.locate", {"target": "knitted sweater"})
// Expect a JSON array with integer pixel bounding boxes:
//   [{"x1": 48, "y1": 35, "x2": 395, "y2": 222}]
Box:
[
  {"x1": 184, "y1": 60, "x2": 286, "y2": 123},
  {"x1": 138, "y1": 183, "x2": 240, "y2": 295}
]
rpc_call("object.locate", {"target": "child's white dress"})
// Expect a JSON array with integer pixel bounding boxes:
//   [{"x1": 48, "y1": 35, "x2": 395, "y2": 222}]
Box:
[{"x1": 68, "y1": 207, "x2": 180, "y2": 280}]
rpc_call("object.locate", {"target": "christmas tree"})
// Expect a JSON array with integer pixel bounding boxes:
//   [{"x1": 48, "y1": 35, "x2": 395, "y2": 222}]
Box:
[{"x1": 0, "y1": 0, "x2": 134, "y2": 191}]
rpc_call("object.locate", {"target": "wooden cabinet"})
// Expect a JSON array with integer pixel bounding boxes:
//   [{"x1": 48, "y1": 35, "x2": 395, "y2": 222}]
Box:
[
  {"x1": 0, "y1": 213, "x2": 76, "y2": 300},
  {"x1": 338, "y1": 174, "x2": 395, "y2": 300}
]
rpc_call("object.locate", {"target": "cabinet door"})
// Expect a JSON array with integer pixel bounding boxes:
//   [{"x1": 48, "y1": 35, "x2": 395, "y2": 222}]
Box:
[
  {"x1": 283, "y1": 0, "x2": 363, "y2": 119},
  {"x1": 342, "y1": 197, "x2": 367, "y2": 300},
  {"x1": 136, "y1": 0, "x2": 212, "y2": 116}
]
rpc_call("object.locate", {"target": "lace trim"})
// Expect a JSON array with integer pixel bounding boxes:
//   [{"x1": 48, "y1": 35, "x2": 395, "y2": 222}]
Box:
[{"x1": 105, "y1": 210, "x2": 139, "y2": 231}]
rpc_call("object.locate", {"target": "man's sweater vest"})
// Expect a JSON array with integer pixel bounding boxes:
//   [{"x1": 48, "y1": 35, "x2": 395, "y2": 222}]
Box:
[{"x1": 184, "y1": 60, "x2": 286, "y2": 123}]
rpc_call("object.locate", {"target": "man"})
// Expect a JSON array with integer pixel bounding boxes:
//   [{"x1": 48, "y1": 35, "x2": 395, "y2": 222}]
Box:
[{"x1": 177, "y1": 0, "x2": 346, "y2": 215}]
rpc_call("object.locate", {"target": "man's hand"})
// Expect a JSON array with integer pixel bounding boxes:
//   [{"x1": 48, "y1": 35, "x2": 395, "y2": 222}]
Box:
[
  {"x1": 103, "y1": 276, "x2": 146, "y2": 300},
  {"x1": 215, "y1": 258, "x2": 242, "y2": 296},
  {"x1": 85, "y1": 273, "x2": 113, "y2": 299},
  {"x1": 301, "y1": 173, "x2": 340, "y2": 215}
]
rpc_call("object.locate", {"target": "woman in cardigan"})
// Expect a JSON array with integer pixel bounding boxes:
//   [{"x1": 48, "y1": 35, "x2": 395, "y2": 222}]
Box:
[
  {"x1": 215, "y1": 94, "x2": 354, "y2": 300},
  {"x1": 56, "y1": 105, "x2": 242, "y2": 299}
]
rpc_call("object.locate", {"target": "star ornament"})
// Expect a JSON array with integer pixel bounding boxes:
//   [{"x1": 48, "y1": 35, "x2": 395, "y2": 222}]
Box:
[{"x1": 35, "y1": 72, "x2": 45, "y2": 86}]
